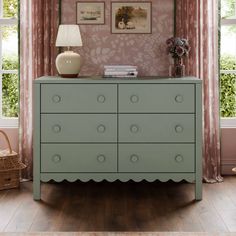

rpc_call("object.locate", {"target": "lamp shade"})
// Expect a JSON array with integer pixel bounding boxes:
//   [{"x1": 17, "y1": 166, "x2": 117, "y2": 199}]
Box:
[{"x1": 56, "y1": 24, "x2": 83, "y2": 47}]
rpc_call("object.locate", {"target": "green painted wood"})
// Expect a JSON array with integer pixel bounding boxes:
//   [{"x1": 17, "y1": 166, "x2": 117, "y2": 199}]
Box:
[
  {"x1": 33, "y1": 84, "x2": 41, "y2": 200},
  {"x1": 35, "y1": 76, "x2": 202, "y2": 84},
  {"x1": 41, "y1": 84, "x2": 117, "y2": 113},
  {"x1": 33, "y1": 76, "x2": 202, "y2": 200},
  {"x1": 119, "y1": 144, "x2": 195, "y2": 173},
  {"x1": 41, "y1": 114, "x2": 117, "y2": 143},
  {"x1": 41, "y1": 144, "x2": 117, "y2": 173},
  {"x1": 195, "y1": 83, "x2": 203, "y2": 201},
  {"x1": 40, "y1": 173, "x2": 195, "y2": 183},
  {"x1": 119, "y1": 84, "x2": 195, "y2": 113},
  {"x1": 119, "y1": 114, "x2": 195, "y2": 143}
]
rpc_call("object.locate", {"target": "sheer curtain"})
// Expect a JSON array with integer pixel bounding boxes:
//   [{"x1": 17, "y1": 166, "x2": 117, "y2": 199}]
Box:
[
  {"x1": 19, "y1": 0, "x2": 59, "y2": 179},
  {"x1": 175, "y1": 0, "x2": 222, "y2": 182}
]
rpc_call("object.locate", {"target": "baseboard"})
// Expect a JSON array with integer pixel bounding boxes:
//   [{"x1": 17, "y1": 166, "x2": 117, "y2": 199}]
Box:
[{"x1": 221, "y1": 159, "x2": 236, "y2": 175}]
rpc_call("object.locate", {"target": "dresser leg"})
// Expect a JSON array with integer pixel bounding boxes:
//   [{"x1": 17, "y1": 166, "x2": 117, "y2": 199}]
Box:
[
  {"x1": 33, "y1": 179, "x2": 41, "y2": 200},
  {"x1": 195, "y1": 179, "x2": 202, "y2": 201}
]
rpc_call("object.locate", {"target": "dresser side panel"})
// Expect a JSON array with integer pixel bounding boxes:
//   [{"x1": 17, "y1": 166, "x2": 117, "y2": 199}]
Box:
[
  {"x1": 33, "y1": 83, "x2": 41, "y2": 200},
  {"x1": 195, "y1": 83, "x2": 203, "y2": 200}
]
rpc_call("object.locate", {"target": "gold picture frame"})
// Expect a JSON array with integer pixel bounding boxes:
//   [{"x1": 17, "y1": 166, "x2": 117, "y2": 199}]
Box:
[
  {"x1": 76, "y1": 1, "x2": 105, "y2": 25},
  {"x1": 111, "y1": 1, "x2": 152, "y2": 34}
]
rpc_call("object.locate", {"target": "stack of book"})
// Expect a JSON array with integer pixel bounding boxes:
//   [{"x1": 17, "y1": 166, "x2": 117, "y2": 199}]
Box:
[{"x1": 104, "y1": 65, "x2": 138, "y2": 78}]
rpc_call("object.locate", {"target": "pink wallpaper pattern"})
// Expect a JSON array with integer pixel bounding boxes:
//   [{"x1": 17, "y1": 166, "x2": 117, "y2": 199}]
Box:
[{"x1": 61, "y1": 0, "x2": 174, "y2": 76}]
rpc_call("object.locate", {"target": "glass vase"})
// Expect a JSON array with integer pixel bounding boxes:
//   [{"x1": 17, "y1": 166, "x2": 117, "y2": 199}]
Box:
[{"x1": 169, "y1": 58, "x2": 185, "y2": 78}]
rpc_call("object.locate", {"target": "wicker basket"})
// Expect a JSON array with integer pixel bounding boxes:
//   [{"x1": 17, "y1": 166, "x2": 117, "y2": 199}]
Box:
[{"x1": 0, "y1": 130, "x2": 26, "y2": 190}]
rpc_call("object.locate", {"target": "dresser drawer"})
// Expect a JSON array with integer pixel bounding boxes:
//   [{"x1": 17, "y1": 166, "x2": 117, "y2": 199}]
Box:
[
  {"x1": 41, "y1": 144, "x2": 117, "y2": 172},
  {"x1": 41, "y1": 114, "x2": 117, "y2": 143},
  {"x1": 119, "y1": 114, "x2": 194, "y2": 143},
  {"x1": 119, "y1": 84, "x2": 194, "y2": 113},
  {"x1": 119, "y1": 144, "x2": 195, "y2": 172},
  {"x1": 41, "y1": 84, "x2": 117, "y2": 113}
]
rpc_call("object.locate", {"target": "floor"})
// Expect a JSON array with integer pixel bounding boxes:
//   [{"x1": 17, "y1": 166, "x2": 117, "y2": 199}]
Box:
[
  {"x1": 1, "y1": 233, "x2": 236, "y2": 236},
  {"x1": 0, "y1": 177, "x2": 236, "y2": 233},
  {"x1": 0, "y1": 233, "x2": 236, "y2": 236}
]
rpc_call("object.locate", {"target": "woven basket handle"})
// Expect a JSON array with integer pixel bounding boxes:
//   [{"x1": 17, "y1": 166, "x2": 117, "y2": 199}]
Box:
[{"x1": 0, "y1": 130, "x2": 13, "y2": 154}]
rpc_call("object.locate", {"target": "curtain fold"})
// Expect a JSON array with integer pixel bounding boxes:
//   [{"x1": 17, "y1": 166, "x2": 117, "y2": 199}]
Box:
[
  {"x1": 19, "y1": 0, "x2": 59, "y2": 179},
  {"x1": 175, "y1": 0, "x2": 222, "y2": 182}
]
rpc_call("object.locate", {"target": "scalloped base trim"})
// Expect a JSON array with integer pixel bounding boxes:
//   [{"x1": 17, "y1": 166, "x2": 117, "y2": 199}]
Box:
[{"x1": 40, "y1": 173, "x2": 195, "y2": 183}]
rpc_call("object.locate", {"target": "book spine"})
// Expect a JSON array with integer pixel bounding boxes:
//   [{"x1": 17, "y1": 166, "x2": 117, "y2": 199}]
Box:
[
  {"x1": 104, "y1": 71, "x2": 138, "y2": 76},
  {"x1": 104, "y1": 65, "x2": 137, "y2": 70},
  {"x1": 105, "y1": 69, "x2": 137, "y2": 73},
  {"x1": 104, "y1": 75, "x2": 138, "y2": 78}
]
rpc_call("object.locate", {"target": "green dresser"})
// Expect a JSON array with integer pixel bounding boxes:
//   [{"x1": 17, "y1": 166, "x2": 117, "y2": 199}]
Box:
[{"x1": 34, "y1": 76, "x2": 202, "y2": 200}]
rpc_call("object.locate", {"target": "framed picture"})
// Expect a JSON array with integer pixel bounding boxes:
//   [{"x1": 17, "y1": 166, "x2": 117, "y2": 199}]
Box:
[
  {"x1": 76, "y1": 1, "x2": 105, "y2": 25},
  {"x1": 111, "y1": 1, "x2": 152, "y2": 34}
]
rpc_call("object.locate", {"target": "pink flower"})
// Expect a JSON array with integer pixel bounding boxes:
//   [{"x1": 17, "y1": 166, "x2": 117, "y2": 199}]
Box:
[
  {"x1": 175, "y1": 38, "x2": 184, "y2": 46},
  {"x1": 166, "y1": 38, "x2": 174, "y2": 47},
  {"x1": 166, "y1": 37, "x2": 190, "y2": 59},
  {"x1": 175, "y1": 46, "x2": 185, "y2": 57}
]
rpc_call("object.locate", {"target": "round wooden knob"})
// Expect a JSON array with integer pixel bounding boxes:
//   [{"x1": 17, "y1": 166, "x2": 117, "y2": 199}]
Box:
[
  {"x1": 175, "y1": 95, "x2": 184, "y2": 103},
  {"x1": 175, "y1": 125, "x2": 183, "y2": 133},
  {"x1": 97, "y1": 124, "x2": 106, "y2": 133},
  {"x1": 52, "y1": 154, "x2": 61, "y2": 163},
  {"x1": 97, "y1": 95, "x2": 106, "y2": 103},
  {"x1": 130, "y1": 125, "x2": 139, "y2": 133},
  {"x1": 130, "y1": 154, "x2": 139, "y2": 163},
  {"x1": 97, "y1": 154, "x2": 106, "y2": 163},
  {"x1": 130, "y1": 95, "x2": 139, "y2": 103},
  {"x1": 52, "y1": 124, "x2": 61, "y2": 133},
  {"x1": 175, "y1": 155, "x2": 184, "y2": 163},
  {"x1": 52, "y1": 95, "x2": 61, "y2": 103}
]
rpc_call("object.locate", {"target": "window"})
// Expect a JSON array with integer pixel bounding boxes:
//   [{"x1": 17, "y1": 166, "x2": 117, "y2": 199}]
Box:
[
  {"x1": 221, "y1": 0, "x2": 236, "y2": 127},
  {"x1": 0, "y1": 0, "x2": 18, "y2": 127}
]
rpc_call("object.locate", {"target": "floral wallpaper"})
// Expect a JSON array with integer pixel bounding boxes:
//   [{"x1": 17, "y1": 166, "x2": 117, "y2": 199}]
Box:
[{"x1": 61, "y1": 0, "x2": 174, "y2": 76}]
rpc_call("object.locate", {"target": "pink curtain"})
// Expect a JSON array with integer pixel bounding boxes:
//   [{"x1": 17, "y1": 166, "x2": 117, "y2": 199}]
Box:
[
  {"x1": 176, "y1": 0, "x2": 222, "y2": 182},
  {"x1": 20, "y1": 0, "x2": 59, "y2": 179}
]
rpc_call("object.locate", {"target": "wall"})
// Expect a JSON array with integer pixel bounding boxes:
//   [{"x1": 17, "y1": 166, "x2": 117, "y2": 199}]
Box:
[
  {"x1": 221, "y1": 128, "x2": 236, "y2": 175},
  {"x1": 0, "y1": 128, "x2": 19, "y2": 152},
  {"x1": 61, "y1": 0, "x2": 174, "y2": 76}
]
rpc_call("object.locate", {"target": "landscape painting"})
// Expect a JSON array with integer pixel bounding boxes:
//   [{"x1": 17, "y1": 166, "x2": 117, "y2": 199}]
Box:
[
  {"x1": 111, "y1": 2, "x2": 152, "y2": 34},
  {"x1": 77, "y1": 2, "x2": 105, "y2": 25}
]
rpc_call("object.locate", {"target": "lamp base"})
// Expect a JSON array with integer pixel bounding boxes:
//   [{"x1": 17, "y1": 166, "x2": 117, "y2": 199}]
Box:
[{"x1": 56, "y1": 51, "x2": 81, "y2": 78}]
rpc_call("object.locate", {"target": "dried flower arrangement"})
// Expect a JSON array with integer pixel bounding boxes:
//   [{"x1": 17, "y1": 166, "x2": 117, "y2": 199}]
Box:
[
  {"x1": 166, "y1": 37, "x2": 190, "y2": 59},
  {"x1": 166, "y1": 37, "x2": 190, "y2": 77}
]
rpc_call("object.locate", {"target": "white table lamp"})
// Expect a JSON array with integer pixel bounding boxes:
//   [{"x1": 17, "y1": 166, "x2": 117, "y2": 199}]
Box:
[{"x1": 55, "y1": 24, "x2": 83, "y2": 78}]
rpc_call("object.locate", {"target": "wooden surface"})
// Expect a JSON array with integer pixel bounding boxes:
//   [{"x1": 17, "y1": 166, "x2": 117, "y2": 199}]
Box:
[
  {"x1": 34, "y1": 77, "x2": 202, "y2": 200},
  {"x1": 34, "y1": 76, "x2": 202, "y2": 84},
  {"x1": 41, "y1": 84, "x2": 117, "y2": 113},
  {"x1": 118, "y1": 114, "x2": 195, "y2": 143},
  {"x1": 118, "y1": 84, "x2": 195, "y2": 113},
  {"x1": 1, "y1": 233, "x2": 236, "y2": 236},
  {"x1": 41, "y1": 144, "x2": 117, "y2": 173},
  {"x1": 0, "y1": 233, "x2": 236, "y2": 236},
  {"x1": 0, "y1": 177, "x2": 236, "y2": 233},
  {"x1": 118, "y1": 144, "x2": 195, "y2": 173},
  {"x1": 41, "y1": 114, "x2": 117, "y2": 143}
]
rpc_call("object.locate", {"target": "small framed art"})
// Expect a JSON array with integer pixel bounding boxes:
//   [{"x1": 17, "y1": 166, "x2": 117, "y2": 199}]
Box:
[
  {"x1": 76, "y1": 1, "x2": 105, "y2": 25},
  {"x1": 111, "y1": 1, "x2": 152, "y2": 34}
]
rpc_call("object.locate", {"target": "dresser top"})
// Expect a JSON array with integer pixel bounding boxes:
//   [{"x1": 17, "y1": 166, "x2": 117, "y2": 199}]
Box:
[{"x1": 35, "y1": 76, "x2": 202, "y2": 84}]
